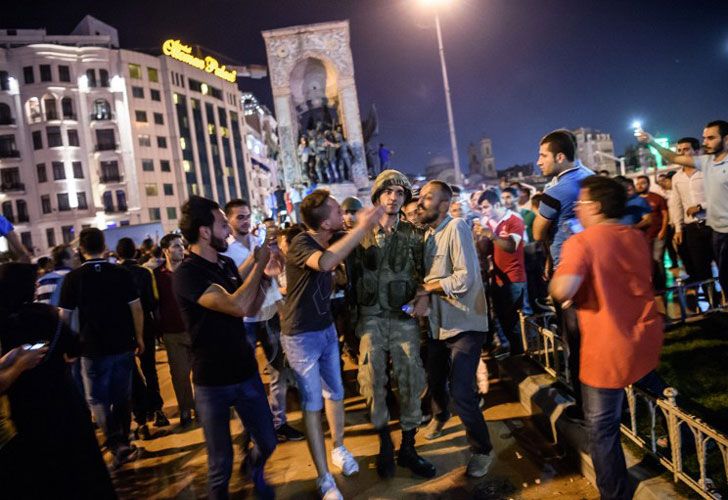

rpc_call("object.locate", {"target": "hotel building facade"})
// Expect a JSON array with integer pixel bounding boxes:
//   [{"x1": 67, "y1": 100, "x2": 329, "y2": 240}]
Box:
[{"x1": 0, "y1": 15, "x2": 279, "y2": 256}]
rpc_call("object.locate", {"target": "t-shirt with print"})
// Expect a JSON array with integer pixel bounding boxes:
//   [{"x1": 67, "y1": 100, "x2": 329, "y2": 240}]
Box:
[
  {"x1": 282, "y1": 232, "x2": 333, "y2": 335},
  {"x1": 487, "y1": 210, "x2": 526, "y2": 285},
  {"x1": 538, "y1": 163, "x2": 593, "y2": 266},
  {"x1": 173, "y1": 252, "x2": 258, "y2": 386},
  {"x1": 555, "y1": 224, "x2": 663, "y2": 389},
  {"x1": 641, "y1": 192, "x2": 667, "y2": 242}
]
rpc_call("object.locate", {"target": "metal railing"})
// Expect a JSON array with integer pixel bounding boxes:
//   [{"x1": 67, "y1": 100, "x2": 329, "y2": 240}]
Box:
[
  {"x1": 519, "y1": 313, "x2": 728, "y2": 499},
  {"x1": 660, "y1": 278, "x2": 725, "y2": 326}
]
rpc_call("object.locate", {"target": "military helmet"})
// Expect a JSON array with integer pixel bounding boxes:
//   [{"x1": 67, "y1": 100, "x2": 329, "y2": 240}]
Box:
[
  {"x1": 371, "y1": 169, "x2": 412, "y2": 205},
  {"x1": 341, "y1": 196, "x2": 363, "y2": 212}
]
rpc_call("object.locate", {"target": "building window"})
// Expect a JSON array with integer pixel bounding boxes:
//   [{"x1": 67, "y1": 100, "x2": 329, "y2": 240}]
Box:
[
  {"x1": 0, "y1": 135, "x2": 17, "y2": 158},
  {"x1": 41, "y1": 195, "x2": 52, "y2": 214},
  {"x1": 138, "y1": 134, "x2": 151, "y2": 147},
  {"x1": 135, "y1": 110, "x2": 148, "y2": 123},
  {"x1": 52, "y1": 161, "x2": 66, "y2": 180},
  {"x1": 58, "y1": 65, "x2": 70, "y2": 82},
  {"x1": 132, "y1": 86, "x2": 144, "y2": 98},
  {"x1": 148, "y1": 207, "x2": 161, "y2": 221},
  {"x1": 142, "y1": 159, "x2": 154, "y2": 172},
  {"x1": 36, "y1": 164, "x2": 47, "y2": 183},
  {"x1": 67, "y1": 129, "x2": 79, "y2": 147},
  {"x1": 32, "y1": 131, "x2": 43, "y2": 150},
  {"x1": 92, "y1": 99, "x2": 112, "y2": 120},
  {"x1": 47, "y1": 126, "x2": 62, "y2": 147},
  {"x1": 99, "y1": 69, "x2": 109, "y2": 87},
  {"x1": 16, "y1": 200, "x2": 29, "y2": 223},
  {"x1": 72, "y1": 161, "x2": 84, "y2": 179},
  {"x1": 57, "y1": 193, "x2": 71, "y2": 211},
  {"x1": 145, "y1": 183, "x2": 158, "y2": 196},
  {"x1": 0, "y1": 103, "x2": 11, "y2": 125},
  {"x1": 26, "y1": 98, "x2": 41, "y2": 123},
  {"x1": 0, "y1": 71, "x2": 9, "y2": 91},
  {"x1": 128, "y1": 64, "x2": 142, "y2": 80},
  {"x1": 23, "y1": 66, "x2": 34, "y2": 84},
  {"x1": 160, "y1": 160, "x2": 171, "y2": 172},
  {"x1": 61, "y1": 97, "x2": 75, "y2": 119},
  {"x1": 46, "y1": 228, "x2": 56, "y2": 247},
  {"x1": 1, "y1": 201, "x2": 13, "y2": 222},
  {"x1": 166, "y1": 207, "x2": 177, "y2": 220},
  {"x1": 100, "y1": 161, "x2": 121, "y2": 183},
  {"x1": 61, "y1": 225, "x2": 74, "y2": 244},
  {"x1": 40, "y1": 65, "x2": 52, "y2": 82},
  {"x1": 102, "y1": 191, "x2": 114, "y2": 212},
  {"x1": 0, "y1": 167, "x2": 20, "y2": 189},
  {"x1": 76, "y1": 191, "x2": 88, "y2": 209},
  {"x1": 86, "y1": 69, "x2": 97, "y2": 88},
  {"x1": 95, "y1": 129, "x2": 116, "y2": 151},
  {"x1": 44, "y1": 97, "x2": 58, "y2": 120},
  {"x1": 157, "y1": 136, "x2": 167, "y2": 148},
  {"x1": 20, "y1": 232, "x2": 32, "y2": 252},
  {"x1": 150, "y1": 89, "x2": 161, "y2": 101},
  {"x1": 163, "y1": 183, "x2": 174, "y2": 196},
  {"x1": 116, "y1": 190, "x2": 127, "y2": 211},
  {"x1": 153, "y1": 112, "x2": 164, "y2": 125},
  {"x1": 147, "y1": 67, "x2": 159, "y2": 82}
]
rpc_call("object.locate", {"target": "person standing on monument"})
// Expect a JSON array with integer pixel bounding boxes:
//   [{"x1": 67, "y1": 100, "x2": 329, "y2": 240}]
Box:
[{"x1": 348, "y1": 170, "x2": 436, "y2": 479}]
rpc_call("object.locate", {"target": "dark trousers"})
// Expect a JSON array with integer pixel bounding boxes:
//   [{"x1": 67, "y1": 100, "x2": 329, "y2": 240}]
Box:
[
  {"x1": 163, "y1": 331, "x2": 195, "y2": 415},
  {"x1": 195, "y1": 376, "x2": 276, "y2": 500},
  {"x1": 713, "y1": 230, "x2": 728, "y2": 299},
  {"x1": 679, "y1": 222, "x2": 714, "y2": 282},
  {"x1": 492, "y1": 282, "x2": 526, "y2": 355},
  {"x1": 427, "y1": 330, "x2": 493, "y2": 455},
  {"x1": 556, "y1": 303, "x2": 582, "y2": 409},
  {"x1": 664, "y1": 225, "x2": 679, "y2": 268},
  {"x1": 131, "y1": 330, "x2": 164, "y2": 423}
]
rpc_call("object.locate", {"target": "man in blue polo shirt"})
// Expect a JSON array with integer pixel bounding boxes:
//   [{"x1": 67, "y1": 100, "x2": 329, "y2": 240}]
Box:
[
  {"x1": 637, "y1": 119, "x2": 728, "y2": 301},
  {"x1": 533, "y1": 129, "x2": 593, "y2": 415},
  {"x1": 0, "y1": 215, "x2": 30, "y2": 263}
]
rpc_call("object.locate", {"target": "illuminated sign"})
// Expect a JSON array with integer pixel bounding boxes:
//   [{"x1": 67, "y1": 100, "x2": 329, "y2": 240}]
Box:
[
  {"x1": 162, "y1": 39, "x2": 237, "y2": 83},
  {"x1": 648, "y1": 137, "x2": 670, "y2": 169}
]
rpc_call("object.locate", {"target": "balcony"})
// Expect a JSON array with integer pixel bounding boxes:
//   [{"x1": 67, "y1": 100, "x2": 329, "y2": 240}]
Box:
[
  {"x1": 95, "y1": 143, "x2": 118, "y2": 152},
  {"x1": 99, "y1": 173, "x2": 123, "y2": 184},
  {"x1": 0, "y1": 150, "x2": 20, "y2": 159},
  {"x1": 0, "y1": 118, "x2": 15, "y2": 126},
  {"x1": 90, "y1": 112, "x2": 114, "y2": 121},
  {"x1": 0, "y1": 182, "x2": 25, "y2": 193},
  {"x1": 16, "y1": 214, "x2": 29, "y2": 223},
  {"x1": 62, "y1": 113, "x2": 77, "y2": 121},
  {"x1": 45, "y1": 112, "x2": 59, "y2": 121},
  {"x1": 104, "y1": 205, "x2": 128, "y2": 214}
]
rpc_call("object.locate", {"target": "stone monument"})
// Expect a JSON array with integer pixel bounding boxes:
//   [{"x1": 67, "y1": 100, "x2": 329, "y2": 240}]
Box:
[{"x1": 262, "y1": 21, "x2": 368, "y2": 199}]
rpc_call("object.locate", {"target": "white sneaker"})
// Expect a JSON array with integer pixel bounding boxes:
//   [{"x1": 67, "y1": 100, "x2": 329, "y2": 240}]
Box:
[
  {"x1": 331, "y1": 445, "x2": 359, "y2": 476},
  {"x1": 317, "y1": 473, "x2": 343, "y2": 500},
  {"x1": 466, "y1": 452, "x2": 493, "y2": 478}
]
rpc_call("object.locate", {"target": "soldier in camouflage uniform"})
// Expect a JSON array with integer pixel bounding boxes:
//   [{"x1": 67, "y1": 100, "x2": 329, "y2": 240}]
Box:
[{"x1": 349, "y1": 170, "x2": 437, "y2": 479}]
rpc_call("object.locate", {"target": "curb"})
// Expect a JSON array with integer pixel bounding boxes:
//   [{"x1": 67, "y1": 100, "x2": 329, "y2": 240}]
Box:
[{"x1": 498, "y1": 355, "x2": 689, "y2": 500}]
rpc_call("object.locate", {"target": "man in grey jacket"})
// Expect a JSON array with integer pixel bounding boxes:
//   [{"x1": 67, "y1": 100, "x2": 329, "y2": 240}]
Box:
[{"x1": 417, "y1": 180, "x2": 493, "y2": 478}]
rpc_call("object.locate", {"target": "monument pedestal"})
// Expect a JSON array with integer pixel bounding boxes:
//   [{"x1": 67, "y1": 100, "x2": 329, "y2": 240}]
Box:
[{"x1": 315, "y1": 181, "x2": 372, "y2": 205}]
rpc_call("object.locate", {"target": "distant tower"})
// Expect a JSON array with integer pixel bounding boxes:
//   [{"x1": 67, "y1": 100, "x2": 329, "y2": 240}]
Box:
[{"x1": 479, "y1": 138, "x2": 497, "y2": 178}]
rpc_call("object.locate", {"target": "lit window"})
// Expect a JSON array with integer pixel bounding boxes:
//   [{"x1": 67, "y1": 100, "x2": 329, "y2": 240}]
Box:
[
  {"x1": 201, "y1": 83, "x2": 209, "y2": 95},
  {"x1": 147, "y1": 67, "x2": 159, "y2": 83},
  {"x1": 183, "y1": 160, "x2": 192, "y2": 172},
  {"x1": 145, "y1": 184, "x2": 158, "y2": 196},
  {"x1": 180, "y1": 137, "x2": 187, "y2": 150},
  {"x1": 128, "y1": 64, "x2": 142, "y2": 80}
]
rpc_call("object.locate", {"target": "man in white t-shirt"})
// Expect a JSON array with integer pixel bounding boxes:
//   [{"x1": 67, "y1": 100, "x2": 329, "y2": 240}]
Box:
[{"x1": 223, "y1": 199, "x2": 304, "y2": 443}]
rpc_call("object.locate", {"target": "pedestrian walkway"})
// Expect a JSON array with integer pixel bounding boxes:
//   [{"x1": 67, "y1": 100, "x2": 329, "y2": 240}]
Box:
[{"x1": 109, "y1": 349, "x2": 597, "y2": 499}]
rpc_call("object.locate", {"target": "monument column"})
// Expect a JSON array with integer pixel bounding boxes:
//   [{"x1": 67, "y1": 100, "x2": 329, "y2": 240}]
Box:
[
  {"x1": 271, "y1": 91, "x2": 303, "y2": 184},
  {"x1": 338, "y1": 82, "x2": 367, "y2": 188}
]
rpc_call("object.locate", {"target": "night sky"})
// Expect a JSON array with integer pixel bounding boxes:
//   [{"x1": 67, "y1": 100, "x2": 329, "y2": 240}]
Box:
[{"x1": 5, "y1": 0, "x2": 728, "y2": 175}]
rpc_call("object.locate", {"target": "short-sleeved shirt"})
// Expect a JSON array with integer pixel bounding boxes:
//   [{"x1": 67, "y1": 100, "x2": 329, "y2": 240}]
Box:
[
  {"x1": 153, "y1": 265, "x2": 186, "y2": 334},
  {"x1": 282, "y1": 232, "x2": 333, "y2": 335},
  {"x1": 486, "y1": 210, "x2": 526, "y2": 285},
  {"x1": 695, "y1": 154, "x2": 728, "y2": 233},
  {"x1": 620, "y1": 195, "x2": 652, "y2": 226},
  {"x1": 538, "y1": 163, "x2": 594, "y2": 265},
  {"x1": 59, "y1": 259, "x2": 139, "y2": 357},
  {"x1": 173, "y1": 252, "x2": 258, "y2": 386},
  {"x1": 0, "y1": 215, "x2": 13, "y2": 237},
  {"x1": 641, "y1": 192, "x2": 668, "y2": 241},
  {"x1": 555, "y1": 224, "x2": 663, "y2": 389}
]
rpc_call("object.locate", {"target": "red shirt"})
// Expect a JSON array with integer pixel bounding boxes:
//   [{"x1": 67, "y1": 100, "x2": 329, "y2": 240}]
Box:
[
  {"x1": 642, "y1": 192, "x2": 667, "y2": 242},
  {"x1": 487, "y1": 210, "x2": 526, "y2": 286},
  {"x1": 555, "y1": 224, "x2": 664, "y2": 389},
  {"x1": 153, "y1": 265, "x2": 186, "y2": 334}
]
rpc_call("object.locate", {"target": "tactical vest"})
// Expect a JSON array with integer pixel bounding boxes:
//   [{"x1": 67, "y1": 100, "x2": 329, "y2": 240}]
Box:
[{"x1": 350, "y1": 221, "x2": 425, "y2": 317}]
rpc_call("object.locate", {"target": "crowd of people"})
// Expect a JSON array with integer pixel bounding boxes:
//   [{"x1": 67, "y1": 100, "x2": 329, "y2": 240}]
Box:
[
  {"x1": 297, "y1": 122, "x2": 354, "y2": 185},
  {"x1": 0, "y1": 119, "x2": 725, "y2": 500}
]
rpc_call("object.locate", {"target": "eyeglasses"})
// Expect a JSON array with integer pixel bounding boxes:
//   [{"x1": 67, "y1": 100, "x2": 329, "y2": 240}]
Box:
[{"x1": 574, "y1": 200, "x2": 596, "y2": 206}]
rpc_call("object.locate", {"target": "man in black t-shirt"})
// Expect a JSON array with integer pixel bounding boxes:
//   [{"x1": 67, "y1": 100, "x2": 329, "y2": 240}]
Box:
[
  {"x1": 59, "y1": 228, "x2": 144, "y2": 468},
  {"x1": 281, "y1": 189, "x2": 382, "y2": 499},
  {"x1": 173, "y1": 196, "x2": 275, "y2": 500}
]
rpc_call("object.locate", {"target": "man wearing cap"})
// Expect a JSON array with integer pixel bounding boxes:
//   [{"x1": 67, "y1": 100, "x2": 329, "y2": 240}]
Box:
[
  {"x1": 348, "y1": 170, "x2": 436, "y2": 479},
  {"x1": 341, "y1": 197, "x2": 363, "y2": 231}
]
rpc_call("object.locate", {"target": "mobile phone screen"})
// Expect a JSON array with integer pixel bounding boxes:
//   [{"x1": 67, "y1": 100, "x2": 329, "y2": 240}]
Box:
[{"x1": 28, "y1": 342, "x2": 47, "y2": 351}]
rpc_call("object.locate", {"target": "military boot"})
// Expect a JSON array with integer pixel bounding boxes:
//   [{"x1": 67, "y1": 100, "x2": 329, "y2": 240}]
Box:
[
  {"x1": 397, "y1": 428, "x2": 436, "y2": 478},
  {"x1": 376, "y1": 428, "x2": 396, "y2": 478}
]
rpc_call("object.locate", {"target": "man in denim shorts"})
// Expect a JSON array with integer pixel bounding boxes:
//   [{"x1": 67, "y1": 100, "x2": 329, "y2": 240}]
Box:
[{"x1": 281, "y1": 189, "x2": 382, "y2": 500}]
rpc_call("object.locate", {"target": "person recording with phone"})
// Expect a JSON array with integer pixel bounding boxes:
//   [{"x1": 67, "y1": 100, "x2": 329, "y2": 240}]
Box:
[{"x1": 0, "y1": 262, "x2": 116, "y2": 498}]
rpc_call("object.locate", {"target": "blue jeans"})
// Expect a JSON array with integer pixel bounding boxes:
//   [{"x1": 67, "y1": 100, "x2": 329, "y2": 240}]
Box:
[
  {"x1": 243, "y1": 314, "x2": 290, "y2": 428},
  {"x1": 80, "y1": 351, "x2": 134, "y2": 451},
  {"x1": 195, "y1": 375, "x2": 276, "y2": 500},
  {"x1": 280, "y1": 323, "x2": 344, "y2": 411},
  {"x1": 492, "y1": 282, "x2": 526, "y2": 355}
]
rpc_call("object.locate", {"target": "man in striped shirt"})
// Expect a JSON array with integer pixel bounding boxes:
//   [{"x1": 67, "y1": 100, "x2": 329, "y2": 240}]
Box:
[{"x1": 35, "y1": 244, "x2": 79, "y2": 305}]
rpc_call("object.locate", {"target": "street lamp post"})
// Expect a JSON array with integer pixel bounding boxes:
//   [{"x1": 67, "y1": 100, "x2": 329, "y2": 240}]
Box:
[{"x1": 431, "y1": 10, "x2": 463, "y2": 186}]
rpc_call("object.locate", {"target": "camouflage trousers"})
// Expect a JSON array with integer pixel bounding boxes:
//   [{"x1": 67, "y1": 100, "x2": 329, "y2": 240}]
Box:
[{"x1": 357, "y1": 315, "x2": 426, "y2": 431}]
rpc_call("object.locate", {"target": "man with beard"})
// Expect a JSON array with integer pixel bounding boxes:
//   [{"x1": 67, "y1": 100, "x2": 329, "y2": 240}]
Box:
[
  {"x1": 638, "y1": 121, "x2": 728, "y2": 298},
  {"x1": 417, "y1": 181, "x2": 493, "y2": 478},
  {"x1": 173, "y1": 196, "x2": 275, "y2": 499},
  {"x1": 341, "y1": 197, "x2": 363, "y2": 231},
  {"x1": 635, "y1": 175, "x2": 669, "y2": 290},
  {"x1": 348, "y1": 170, "x2": 435, "y2": 479}
]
